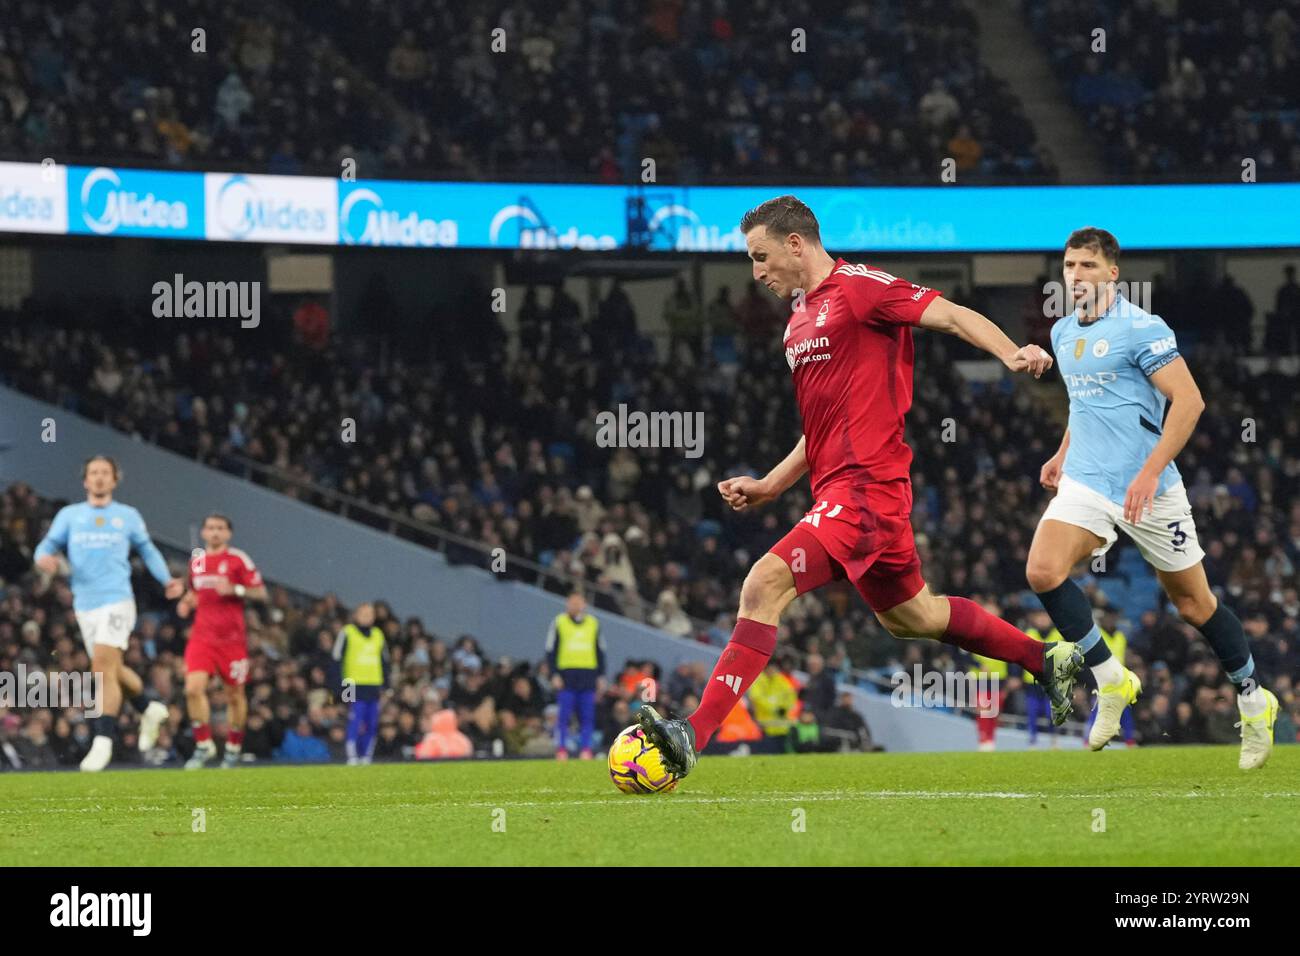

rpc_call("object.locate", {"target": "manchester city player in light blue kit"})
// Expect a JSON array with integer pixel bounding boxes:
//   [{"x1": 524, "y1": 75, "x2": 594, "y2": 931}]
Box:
[
  {"x1": 1026, "y1": 228, "x2": 1278, "y2": 770},
  {"x1": 34, "y1": 455, "x2": 183, "y2": 771}
]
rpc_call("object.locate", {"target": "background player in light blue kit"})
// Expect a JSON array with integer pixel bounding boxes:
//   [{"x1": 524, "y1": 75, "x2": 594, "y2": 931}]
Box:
[
  {"x1": 1026, "y1": 228, "x2": 1278, "y2": 770},
  {"x1": 34, "y1": 455, "x2": 183, "y2": 771}
]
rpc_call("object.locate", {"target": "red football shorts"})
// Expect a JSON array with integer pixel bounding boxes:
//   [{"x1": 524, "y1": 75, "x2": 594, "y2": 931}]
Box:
[
  {"x1": 185, "y1": 636, "x2": 250, "y2": 686},
  {"x1": 768, "y1": 478, "x2": 924, "y2": 612}
]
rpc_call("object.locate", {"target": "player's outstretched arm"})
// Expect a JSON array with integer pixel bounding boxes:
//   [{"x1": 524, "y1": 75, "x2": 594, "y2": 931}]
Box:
[
  {"x1": 718, "y1": 436, "x2": 807, "y2": 511},
  {"x1": 127, "y1": 512, "x2": 184, "y2": 597},
  {"x1": 918, "y1": 297, "x2": 1053, "y2": 378},
  {"x1": 1123, "y1": 357, "x2": 1205, "y2": 523}
]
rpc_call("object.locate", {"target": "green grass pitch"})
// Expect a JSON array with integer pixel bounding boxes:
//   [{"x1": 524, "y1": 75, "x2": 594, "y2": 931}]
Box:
[{"x1": 3, "y1": 746, "x2": 1297, "y2": 866}]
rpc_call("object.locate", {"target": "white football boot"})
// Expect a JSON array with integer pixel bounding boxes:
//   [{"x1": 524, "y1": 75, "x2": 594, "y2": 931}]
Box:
[{"x1": 1088, "y1": 668, "x2": 1141, "y2": 750}]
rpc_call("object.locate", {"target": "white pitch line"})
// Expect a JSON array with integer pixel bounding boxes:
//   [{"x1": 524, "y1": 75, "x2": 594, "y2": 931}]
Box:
[{"x1": 4, "y1": 790, "x2": 1297, "y2": 815}]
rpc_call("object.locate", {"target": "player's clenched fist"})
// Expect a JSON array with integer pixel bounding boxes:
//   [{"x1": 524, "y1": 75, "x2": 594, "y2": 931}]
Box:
[
  {"x1": 717, "y1": 475, "x2": 775, "y2": 511},
  {"x1": 1040, "y1": 454, "x2": 1064, "y2": 491},
  {"x1": 1005, "y1": 344, "x2": 1054, "y2": 378}
]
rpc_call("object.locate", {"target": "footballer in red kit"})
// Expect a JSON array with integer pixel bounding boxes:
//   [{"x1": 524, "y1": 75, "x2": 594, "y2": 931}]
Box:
[
  {"x1": 636, "y1": 195, "x2": 1087, "y2": 778},
  {"x1": 177, "y1": 513, "x2": 268, "y2": 768},
  {"x1": 770, "y1": 258, "x2": 939, "y2": 612}
]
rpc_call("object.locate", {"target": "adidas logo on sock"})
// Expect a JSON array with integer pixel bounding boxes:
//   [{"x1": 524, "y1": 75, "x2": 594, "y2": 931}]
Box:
[{"x1": 716, "y1": 674, "x2": 742, "y2": 693}]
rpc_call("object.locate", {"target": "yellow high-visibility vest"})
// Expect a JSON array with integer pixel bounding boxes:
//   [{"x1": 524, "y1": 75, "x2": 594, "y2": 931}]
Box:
[
  {"x1": 342, "y1": 623, "x2": 385, "y2": 686},
  {"x1": 554, "y1": 614, "x2": 599, "y2": 670}
]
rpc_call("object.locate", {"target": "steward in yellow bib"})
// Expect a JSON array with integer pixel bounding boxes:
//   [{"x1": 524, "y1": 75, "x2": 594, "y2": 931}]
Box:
[
  {"x1": 545, "y1": 591, "x2": 606, "y2": 759},
  {"x1": 332, "y1": 602, "x2": 388, "y2": 765}
]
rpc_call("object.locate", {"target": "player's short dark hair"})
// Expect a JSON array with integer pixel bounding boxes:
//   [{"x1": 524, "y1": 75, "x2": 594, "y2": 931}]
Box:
[
  {"x1": 204, "y1": 513, "x2": 233, "y2": 530},
  {"x1": 1064, "y1": 226, "x2": 1120, "y2": 263},
  {"x1": 82, "y1": 455, "x2": 120, "y2": 481},
  {"x1": 739, "y1": 195, "x2": 822, "y2": 245}
]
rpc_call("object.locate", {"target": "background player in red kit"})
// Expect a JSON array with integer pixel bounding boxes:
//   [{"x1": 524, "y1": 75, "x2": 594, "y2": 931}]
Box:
[
  {"x1": 177, "y1": 514, "x2": 267, "y2": 768},
  {"x1": 638, "y1": 196, "x2": 1085, "y2": 777}
]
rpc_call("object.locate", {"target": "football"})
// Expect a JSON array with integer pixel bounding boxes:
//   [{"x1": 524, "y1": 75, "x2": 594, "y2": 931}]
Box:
[{"x1": 607, "y1": 725, "x2": 680, "y2": 794}]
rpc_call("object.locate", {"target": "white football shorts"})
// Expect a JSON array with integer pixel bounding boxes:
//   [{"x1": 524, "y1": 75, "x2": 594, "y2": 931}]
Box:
[
  {"x1": 1040, "y1": 473, "x2": 1205, "y2": 573},
  {"x1": 74, "y1": 597, "x2": 138, "y2": 653}
]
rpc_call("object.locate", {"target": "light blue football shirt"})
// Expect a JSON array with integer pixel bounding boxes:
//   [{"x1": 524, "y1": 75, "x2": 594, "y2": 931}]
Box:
[
  {"x1": 1050, "y1": 293, "x2": 1183, "y2": 505},
  {"x1": 34, "y1": 500, "x2": 173, "y2": 611}
]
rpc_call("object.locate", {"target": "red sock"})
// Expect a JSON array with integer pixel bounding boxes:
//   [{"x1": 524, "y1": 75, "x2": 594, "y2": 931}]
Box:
[
  {"x1": 227, "y1": 729, "x2": 244, "y2": 748},
  {"x1": 688, "y1": 618, "x2": 777, "y2": 751},
  {"x1": 194, "y1": 723, "x2": 212, "y2": 744},
  {"x1": 942, "y1": 597, "x2": 1044, "y2": 677}
]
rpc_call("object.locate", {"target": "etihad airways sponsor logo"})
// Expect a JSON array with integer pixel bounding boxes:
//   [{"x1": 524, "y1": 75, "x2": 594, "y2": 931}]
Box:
[
  {"x1": 1063, "y1": 371, "x2": 1118, "y2": 388},
  {"x1": 1066, "y1": 369, "x2": 1119, "y2": 398}
]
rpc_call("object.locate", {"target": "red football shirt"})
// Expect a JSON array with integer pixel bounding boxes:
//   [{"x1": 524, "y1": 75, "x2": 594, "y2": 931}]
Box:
[
  {"x1": 188, "y1": 547, "x2": 262, "y2": 643},
  {"x1": 783, "y1": 259, "x2": 941, "y2": 498}
]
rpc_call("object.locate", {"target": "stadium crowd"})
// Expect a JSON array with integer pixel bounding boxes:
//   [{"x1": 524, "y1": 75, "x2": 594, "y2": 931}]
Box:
[
  {"x1": 8, "y1": 0, "x2": 1297, "y2": 185},
  {"x1": 0, "y1": 482, "x2": 876, "y2": 768},
  {"x1": 0, "y1": 0, "x2": 393, "y2": 178},
  {"x1": 2, "y1": 0, "x2": 1051, "y2": 183},
  {"x1": 1026, "y1": 0, "x2": 1300, "y2": 180},
  {"x1": 1, "y1": 264, "x2": 1298, "y2": 763}
]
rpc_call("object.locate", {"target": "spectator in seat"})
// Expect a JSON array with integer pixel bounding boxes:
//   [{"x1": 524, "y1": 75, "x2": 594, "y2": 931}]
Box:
[
  {"x1": 787, "y1": 709, "x2": 823, "y2": 754},
  {"x1": 413, "y1": 708, "x2": 472, "y2": 759},
  {"x1": 373, "y1": 721, "x2": 405, "y2": 761},
  {"x1": 276, "y1": 715, "x2": 330, "y2": 762},
  {"x1": 292, "y1": 300, "x2": 330, "y2": 351},
  {"x1": 1268, "y1": 265, "x2": 1300, "y2": 354},
  {"x1": 799, "y1": 652, "x2": 837, "y2": 721},
  {"x1": 663, "y1": 277, "x2": 700, "y2": 363},
  {"x1": 649, "y1": 588, "x2": 692, "y2": 639},
  {"x1": 822, "y1": 691, "x2": 880, "y2": 752}
]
